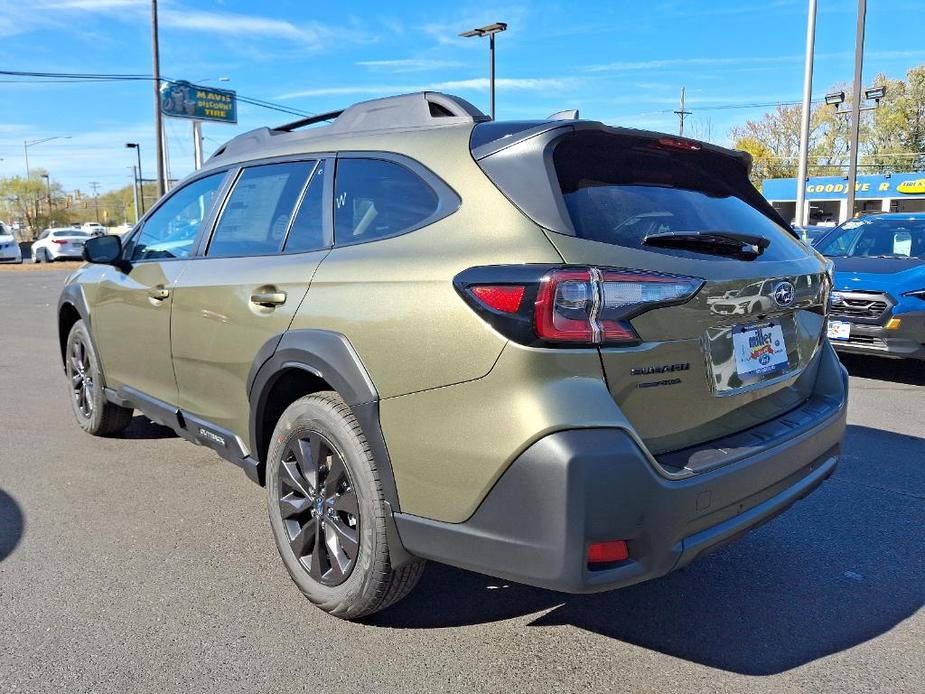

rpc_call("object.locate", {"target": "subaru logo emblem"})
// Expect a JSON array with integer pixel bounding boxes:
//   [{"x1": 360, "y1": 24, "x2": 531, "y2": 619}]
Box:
[{"x1": 773, "y1": 281, "x2": 795, "y2": 307}]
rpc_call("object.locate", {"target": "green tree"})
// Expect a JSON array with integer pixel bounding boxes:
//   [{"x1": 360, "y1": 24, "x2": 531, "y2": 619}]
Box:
[
  {"x1": 730, "y1": 64, "x2": 925, "y2": 186},
  {"x1": 0, "y1": 172, "x2": 73, "y2": 238}
]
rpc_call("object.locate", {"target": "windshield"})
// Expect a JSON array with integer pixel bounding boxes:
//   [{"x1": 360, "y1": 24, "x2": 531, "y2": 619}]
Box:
[
  {"x1": 552, "y1": 131, "x2": 807, "y2": 261},
  {"x1": 815, "y1": 218, "x2": 925, "y2": 259}
]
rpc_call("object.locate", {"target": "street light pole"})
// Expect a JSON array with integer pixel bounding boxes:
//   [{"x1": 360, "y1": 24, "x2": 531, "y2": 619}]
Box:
[
  {"x1": 130, "y1": 166, "x2": 140, "y2": 224},
  {"x1": 459, "y1": 23, "x2": 507, "y2": 120},
  {"x1": 41, "y1": 173, "x2": 51, "y2": 212},
  {"x1": 151, "y1": 0, "x2": 166, "y2": 197},
  {"x1": 795, "y1": 0, "x2": 818, "y2": 227},
  {"x1": 23, "y1": 136, "x2": 71, "y2": 178},
  {"x1": 192, "y1": 120, "x2": 203, "y2": 170},
  {"x1": 845, "y1": 0, "x2": 867, "y2": 221},
  {"x1": 489, "y1": 32, "x2": 497, "y2": 120},
  {"x1": 125, "y1": 143, "x2": 145, "y2": 214}
]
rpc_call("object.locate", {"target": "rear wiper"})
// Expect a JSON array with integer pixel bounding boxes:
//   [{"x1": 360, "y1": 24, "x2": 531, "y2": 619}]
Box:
[{"x1": 643, "y1": 231, "x2": 770, "y2": 258}]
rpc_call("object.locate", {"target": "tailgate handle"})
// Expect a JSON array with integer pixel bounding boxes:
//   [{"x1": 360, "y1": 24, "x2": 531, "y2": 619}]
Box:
[{"x1": 251, "y1": 290, "x2": 287, "y2": 307}]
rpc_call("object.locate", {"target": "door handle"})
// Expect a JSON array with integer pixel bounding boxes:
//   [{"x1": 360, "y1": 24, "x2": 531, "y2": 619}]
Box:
[
  {"x1": 250, "y1": 291, "x2": 287, "y2": 307},
  {"x1": 148, "y1": 286, "x2": 170, "y2": 301}
]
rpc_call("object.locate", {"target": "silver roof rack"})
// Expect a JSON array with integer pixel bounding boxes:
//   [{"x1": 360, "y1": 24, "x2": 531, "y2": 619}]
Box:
[{"x1": 209, "y1": 92, "x2": 489, "y2": 162}]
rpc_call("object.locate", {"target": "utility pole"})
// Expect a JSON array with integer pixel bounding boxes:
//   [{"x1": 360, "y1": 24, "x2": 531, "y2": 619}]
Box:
[
  {"x1": 90, "y1": 181, "x2": 101, "y2": 223},
  {"x1": 845, "y1": 0, "x2": 867, "y2": 221},
  {"x1": 674, "y1": 87, "x2": 691, "y2": 136},
  {"x1": 795, "y1": 0, "x2": 818, "y2": 227},
  {"x1": 151, "y1": 0, "x2": 166, "y2": 197}
]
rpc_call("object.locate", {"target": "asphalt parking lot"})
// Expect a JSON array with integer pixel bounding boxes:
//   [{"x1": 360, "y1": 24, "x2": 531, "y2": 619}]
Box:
[{"x1": 0, "y1": 269, "x2": 922, "y2": 693}]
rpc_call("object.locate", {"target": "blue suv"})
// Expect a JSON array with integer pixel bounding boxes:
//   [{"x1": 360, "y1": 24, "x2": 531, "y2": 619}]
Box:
[{"x1": 816, "y1": 213, "x2": 925, "y2": 360}]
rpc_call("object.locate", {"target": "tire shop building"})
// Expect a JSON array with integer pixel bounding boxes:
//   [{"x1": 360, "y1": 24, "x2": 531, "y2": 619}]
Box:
[{"x1": 763, "y1": 171, "x2": 925, "y2": 225}]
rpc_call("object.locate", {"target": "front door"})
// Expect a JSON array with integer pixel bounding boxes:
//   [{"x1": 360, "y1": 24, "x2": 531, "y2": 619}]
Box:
[
  {"x1": 170, "y1": 159, "x2": 331, "y2": 441},
  {"x1": 92, "y1": 171, "x2": 228, "y2": 406}
]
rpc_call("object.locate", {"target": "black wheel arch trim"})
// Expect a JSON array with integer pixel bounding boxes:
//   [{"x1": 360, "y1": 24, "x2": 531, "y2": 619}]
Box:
[
  {"x1": 57, "y1": 284, "x2": 102, "y2": 377},
  {"x1": 248, "y1": 329, "x2": 400, "y2": 510}
]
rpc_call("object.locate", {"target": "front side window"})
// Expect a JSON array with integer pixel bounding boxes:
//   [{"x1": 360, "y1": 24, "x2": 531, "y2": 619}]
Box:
[
  {"x1": 208, "y1": 161, "x2": 315, "y2": 258},
  {"x1": 334, "y1": 158, "x2": 439, "y2": 245},
  {"x1": 816, "y1": 218, "x2": 925, "y2": 259},
  {"x1": 129, "y1": 173, "x2": 226, "y2": 261}
]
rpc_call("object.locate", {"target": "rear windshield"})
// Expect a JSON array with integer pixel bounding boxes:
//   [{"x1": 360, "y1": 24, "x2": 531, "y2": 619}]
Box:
[
  {"x1": 553, "y1": 131, "x2": 807, "y2": 261},
  {"x1": 815, "y1": 217, "x2": 925, "y2": 259},
  {"x1": 54, "y1": 230, "x2": 89, "y2": 237}
]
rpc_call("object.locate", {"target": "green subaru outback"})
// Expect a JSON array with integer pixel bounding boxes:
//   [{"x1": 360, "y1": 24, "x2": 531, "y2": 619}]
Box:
[{"x1": 59, "y1": 92, "x2": 847, "y2": 619}]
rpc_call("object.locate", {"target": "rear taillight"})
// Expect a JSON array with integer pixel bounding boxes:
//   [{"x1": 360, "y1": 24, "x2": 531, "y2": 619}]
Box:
[
  {"x1": 457, "y1": 265, "x2": 702, "y2": 347},
  {"x1": 52, "y1": 239, "x2": 68, "y2": 245}
]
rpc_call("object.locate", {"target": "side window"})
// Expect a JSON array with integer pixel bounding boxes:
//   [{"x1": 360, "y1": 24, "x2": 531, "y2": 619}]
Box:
[
  {"x1": 38, "y1": 230, "x2": 49, "y2": 240},
  {"x1": 129, "y1": 173, "x2": 225, "y2": 261},
  {"x1": 208, "y1": 161, "x2": 314, "y2": 258},
  {"x1": 284, "y1": 161, "x2": 327, "y2": 254},
  {"x1": 333, "y1": 158, "x2": 439, "y2": 245}
]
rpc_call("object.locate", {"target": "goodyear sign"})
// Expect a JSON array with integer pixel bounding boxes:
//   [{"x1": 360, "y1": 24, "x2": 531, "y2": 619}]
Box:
[
  {"x1": 160, "y1": 80, "x2": 237, "y2": 124},
  {"x1": 763, "y1": 172, "x2": 925, "y2": 200}
]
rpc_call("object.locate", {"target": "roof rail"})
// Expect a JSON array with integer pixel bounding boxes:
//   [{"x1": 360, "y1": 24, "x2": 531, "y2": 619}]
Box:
[
  {"x1": 208, "y1": 91, "x2": 489, "y2": 163},
  {"x1": 275, "y1": 109, "x2": 345, "y2": 132}
]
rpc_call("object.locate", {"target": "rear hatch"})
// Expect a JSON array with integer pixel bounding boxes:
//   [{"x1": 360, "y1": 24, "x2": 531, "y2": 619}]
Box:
[{"x1": 473, "y1": 123, "x2": 830, "y2": 457}]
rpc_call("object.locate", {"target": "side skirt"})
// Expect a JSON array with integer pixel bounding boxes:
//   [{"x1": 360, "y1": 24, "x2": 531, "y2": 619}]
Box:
[{"x1": 105, "y1": 386, "x2": 263, "y2": 484}]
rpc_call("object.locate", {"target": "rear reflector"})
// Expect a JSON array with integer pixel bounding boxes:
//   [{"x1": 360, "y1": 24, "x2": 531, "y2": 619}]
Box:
[
  {"x1": 470, "y1": 285, "x2": 525, "y2": 313},
  {"x1": 587, "y1": 540, "x2": 629, "y2": 564}
]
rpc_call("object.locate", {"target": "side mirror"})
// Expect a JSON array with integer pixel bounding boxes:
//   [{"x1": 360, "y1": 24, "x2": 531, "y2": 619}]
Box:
[{"x1": 83, "y1": 234, "x2": 123, "y2": 265}]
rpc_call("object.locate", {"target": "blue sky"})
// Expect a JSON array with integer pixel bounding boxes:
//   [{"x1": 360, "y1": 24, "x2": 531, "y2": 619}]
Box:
[{"x1": 1, "y1": 0, "x2": 923, "y2": 194}]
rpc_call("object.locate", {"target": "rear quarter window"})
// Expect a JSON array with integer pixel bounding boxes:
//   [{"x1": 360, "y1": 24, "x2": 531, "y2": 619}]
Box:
[{"x1": 333, "y1": 158, "x2": 439, "y2": 246}]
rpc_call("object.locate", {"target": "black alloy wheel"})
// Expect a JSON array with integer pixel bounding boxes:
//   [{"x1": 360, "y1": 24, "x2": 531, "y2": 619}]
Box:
[
  {"x1": 67, "y1": 335, "x2": 95, "y2": 419},
  {"x1": 277, "y1": 430, "x2": 360, "y2": 586}
]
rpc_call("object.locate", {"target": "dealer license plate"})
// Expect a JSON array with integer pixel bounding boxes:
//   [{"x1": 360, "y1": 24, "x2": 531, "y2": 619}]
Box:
[
  {"x1": 732, "y1": 321, "x2": 789, "y2": 377},
  {"x1": 827, "y1": 320, "x2": 851, "y2": 341}
]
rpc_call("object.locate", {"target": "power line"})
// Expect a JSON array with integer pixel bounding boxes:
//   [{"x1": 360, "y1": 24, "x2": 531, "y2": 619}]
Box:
[{"x1": 0, "y1": 69, "x2": 313, "y2": 118}]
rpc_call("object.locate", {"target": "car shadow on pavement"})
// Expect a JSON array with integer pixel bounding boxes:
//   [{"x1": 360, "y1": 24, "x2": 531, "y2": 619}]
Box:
[
  {"x1": 370, "y1": 425, "x2": 925, "y2": 676},
  {"x1": 838, "y1": 353, "x2": 925, "y2": 386},
  {"x1": 0, "y1": 488, "x2": 24, "y2": 562},
  {"x1": 118, "y1": 415, "x2": 179, "y2": 440}
]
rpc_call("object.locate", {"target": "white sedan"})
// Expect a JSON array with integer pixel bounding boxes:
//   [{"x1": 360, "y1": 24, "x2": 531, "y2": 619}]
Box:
[
  {"x1": 81, "y1": 222, "x2": 106, "y2": 236},
  {"x1": 31, "y1": 228, "x2": 92, "y2": 263},
  {"x1": 0, "y1": 224, "x2": 23, "y2": 264}
]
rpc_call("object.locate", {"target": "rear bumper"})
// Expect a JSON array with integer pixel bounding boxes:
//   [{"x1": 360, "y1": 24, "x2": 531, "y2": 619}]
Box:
[
  {"x1": 395, "y1": 344, "x2": 848, "y2": 594},
  {"x1": 830, "y1": 310, "x2": 925, "y2": 360}
]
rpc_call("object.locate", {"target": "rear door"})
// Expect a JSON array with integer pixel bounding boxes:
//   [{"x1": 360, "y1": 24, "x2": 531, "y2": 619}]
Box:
[
  {"x1": 476, "y1": 126, "x2": 829, "y2": 455},
  {"x1": 170, "y1": 158, "x2": 332, "y2": 441}
]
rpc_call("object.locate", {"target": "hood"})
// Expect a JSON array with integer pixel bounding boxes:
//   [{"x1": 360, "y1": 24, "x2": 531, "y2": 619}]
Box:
[{"x1": 831, "y1": 256, "x2": 925, "y2": 293}]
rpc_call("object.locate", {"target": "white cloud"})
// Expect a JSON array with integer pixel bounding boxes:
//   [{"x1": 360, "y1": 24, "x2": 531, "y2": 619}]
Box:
[
  {"x1": 30, "y1": 0, "x2": 367, "y2": 48},
  {"x1": 586, "y1": 55, "x2": 800, "y2": 73},
  {"x1": 356, "y1": 58, "x2": 467, "y2": 73},
  {"x1": 276, "y1": 77, "x2": 575, "y2": 100}
]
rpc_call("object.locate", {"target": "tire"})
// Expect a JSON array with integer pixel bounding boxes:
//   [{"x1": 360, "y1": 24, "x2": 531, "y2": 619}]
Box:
[
  {"x1": 65, "y1": 320, "x2": 134, "y2": 436},
  {"x1": 266, "y1": 391, "x2": 425, "y2": 620},
  {"x1": 33, "y1": 250, "x2": 41, "y2": 264}
]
